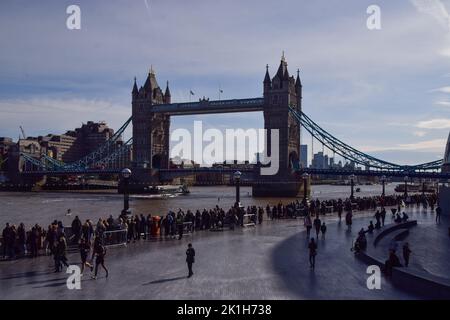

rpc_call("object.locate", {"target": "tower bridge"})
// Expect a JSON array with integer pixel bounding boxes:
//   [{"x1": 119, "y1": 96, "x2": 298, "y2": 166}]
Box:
[{"x1": 15, "y1": 55, "x2": 450, "y2": 196}]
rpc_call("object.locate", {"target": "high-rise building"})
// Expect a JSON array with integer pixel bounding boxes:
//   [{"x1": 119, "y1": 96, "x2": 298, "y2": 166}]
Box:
[{"x1": 300, "y1": 144, "x2": 308, "y2": 168}]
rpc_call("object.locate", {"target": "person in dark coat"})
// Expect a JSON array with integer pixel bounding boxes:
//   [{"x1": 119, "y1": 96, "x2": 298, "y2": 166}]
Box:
[
  {"x1": 380, "y1": 207, "x2": 386, "y2": 226},
  {"x1": 79, "y1": 238, "x2": 93, "y2": 275},
  {"x1": 313, "y1": 216, "x2": 321, "y2": 238},
  {"x1": 71, "y1": 216, "x2": 82, "y2": 243},
  {"x1": 367, "y1": 221, "x2": 375, "y2": 233},
  {"x1": 308, "y1": 238, "x2": 317, "y2": 270},
  {"x1": 320, "y1": 222, "x2": 327, "y2": 238},
  {"x1": 402, "y1": 243, "x2": 412, "y2": 267},
  {"x1": 186, "y1": 243, "x2": 195, "y2": 278},
  {"x1": 91, "y1": 236, "x2": 108, "y2": 279},
  {"x1": 345, "y1": 211, "x2": 353, "y2": 229},
  {"x1": 436, "y1": 205, "x2": 442, "y2": 224}
]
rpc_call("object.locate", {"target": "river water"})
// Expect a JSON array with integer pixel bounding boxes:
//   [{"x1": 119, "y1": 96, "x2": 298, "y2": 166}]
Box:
[{"x1": 0, "y1": 184, "x2": 399, "y2": 227}]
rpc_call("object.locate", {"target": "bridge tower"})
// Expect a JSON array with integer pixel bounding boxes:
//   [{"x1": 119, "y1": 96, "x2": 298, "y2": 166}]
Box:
[
  {"x1": 130, "y1": 68, "x2": 171, "y2": 190},
  {"x1": 253, "y1": 54, "x2": 303, "y2": 197}
]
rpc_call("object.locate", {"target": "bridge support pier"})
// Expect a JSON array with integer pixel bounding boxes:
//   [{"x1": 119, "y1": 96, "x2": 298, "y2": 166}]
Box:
[{"x1": 252, "y1": 171, "x2": 305, "y2": 197}]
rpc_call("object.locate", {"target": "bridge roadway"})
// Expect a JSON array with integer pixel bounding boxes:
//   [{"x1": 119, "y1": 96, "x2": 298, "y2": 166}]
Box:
[
  {"x1": 20, "y1": 167, "x2": 450, "y2": 180},
  {"x1": 0, "y1": 208, "x2": 427, "y2": 300},
  {"x1": 151, "y1": 97, "x2": 264, "y2": 115}
]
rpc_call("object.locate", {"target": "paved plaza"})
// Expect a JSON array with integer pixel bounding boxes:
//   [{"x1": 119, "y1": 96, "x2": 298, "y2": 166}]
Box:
[{"x1": 1, "y1": 207, "x2": 446, "y2": 300}]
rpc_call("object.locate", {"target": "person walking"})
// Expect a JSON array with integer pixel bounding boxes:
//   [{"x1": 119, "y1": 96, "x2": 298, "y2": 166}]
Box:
[
  {"x1": 177, "y1": 213, "x2": 184, "y2": 240},
  {"x1": 304, "y1": 214, "x2": 312, "y2": 237},
  {"x1": 320, "y1": 222, "x2": 327, "y2": 238},
  {"x1": 91, "y1": 236, "x2": 108, "y2": 279},
  {"x1": 436, "y1": 205, "x2": 442, "y2": 224},
  {"x1": 186, "y1": 243, "x2": 195, "y2": 278},
  {"x1": 57, "y1": 234, "x2": 69, "y2": 269},
  {"x1": 308, "y1": 238, "x2": 317, "y2": 270},
  {"x1": 402, "y1": 243, "x2": 412, "y2": 267},
  {"x1": 71, "y1": 216, "x2": 82, "y2": 244},
  {"x1": 381, "y1": 207, "x2": 386, "y2": 227},
  {"x1": 79, "y1": 238, "x2": 93, "y2": 275},
  {"x1": 345, "y1": 211, "x2": 353, "y2": 229},
  {"x1": 313, "y1": 216, "x2": 321, "y2": 238}
]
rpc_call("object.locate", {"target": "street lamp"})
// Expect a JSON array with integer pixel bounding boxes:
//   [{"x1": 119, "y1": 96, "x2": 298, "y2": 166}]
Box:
[
  {"x1": 302, "y1": 172, "x2": 309, "y2": 205},
  {"x1": 121, "y1": 168, "x2": 132, "y2": 214},
  {"x1": 381, "y1": 175, "x2": 386, "y2": 197},
  {"x1": 234, "y1": 171, "x2": 242, "y2": 207},
  {"x1": 403, "y1": 176, "x2": 409, "y2": 198},
  {"x1": 349, "y1": 174, "x2": 356, "y2": 200}
]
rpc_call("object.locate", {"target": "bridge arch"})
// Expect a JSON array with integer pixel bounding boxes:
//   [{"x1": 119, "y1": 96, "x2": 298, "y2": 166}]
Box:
[
  {"x1": 289, "y1": 151, "x2": 299, "y2": 169},
  {"x1": 152, "y1": 154, "x2": 162, "y2": 169}
]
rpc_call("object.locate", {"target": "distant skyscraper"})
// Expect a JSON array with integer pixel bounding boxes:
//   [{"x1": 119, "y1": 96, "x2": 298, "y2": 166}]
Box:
[{"x1": 300, "y1": 144, "x2": 308, "y2": 168}]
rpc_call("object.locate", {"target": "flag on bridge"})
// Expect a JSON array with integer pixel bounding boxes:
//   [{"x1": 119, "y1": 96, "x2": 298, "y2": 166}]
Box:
[{"x1": 190, "y1": 90, "x2": 195, "y2": 95}]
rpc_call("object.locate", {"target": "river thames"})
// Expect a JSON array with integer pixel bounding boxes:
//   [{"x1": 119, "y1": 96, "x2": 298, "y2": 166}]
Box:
[{"x1": 0, "y1": 184, "x2": 399, "y2": 227}]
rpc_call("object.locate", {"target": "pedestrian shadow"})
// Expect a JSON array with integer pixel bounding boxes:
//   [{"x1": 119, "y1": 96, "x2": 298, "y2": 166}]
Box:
[
  {"x1": 32, "y1": 281, "x2": 67, "y2": 288},
  {"x1": 0, "y1": 270, "x2": 53, "y2": 281},
  {"x1": 17, "y1": 277, "x2": 67, "y2": 286},
  {"x1": 142, "y1": 276, "x2": 186, "y2": 285}
]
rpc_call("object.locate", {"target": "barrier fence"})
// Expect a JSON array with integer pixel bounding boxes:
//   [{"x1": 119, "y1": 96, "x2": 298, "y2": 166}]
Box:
[
  {"x1": 102, "y1": 229, "x2": 128, "y2": 247},
  {"x1": 243, "y1": 214, "x2": 256, "y2": 227}
]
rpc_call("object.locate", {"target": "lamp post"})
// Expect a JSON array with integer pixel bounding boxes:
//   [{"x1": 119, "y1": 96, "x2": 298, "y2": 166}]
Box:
[
  {"x1": 234, "y1": 171, "x2": 242, "y2": 208},
  {"x1": 381, "y1": 175, "x2": 386, "y2": 197},
  {"x1": 302, "y1": 172, "x2": 309, "y2": 205},
  {"x1": 350, "y1": 174, "x2": 356, "y2": 200},
  {"x1": 121, "y1": 168, "x2": 132, "y2": 214},
  {"x1": 403, "y1": 176, "x2": 409, "y2": 198}
]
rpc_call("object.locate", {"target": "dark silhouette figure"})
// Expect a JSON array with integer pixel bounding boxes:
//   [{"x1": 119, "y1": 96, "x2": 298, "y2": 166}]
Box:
[
  {"x1": 385, "y1": 250, "x2": 402, "y2": 277},
  {"x1": 436, "y1": 206, "x2": 442, "y2": 224},
  {"x1": 320, "y1": 222, "x2": 327, "y2": 238},
  {"x1": 91, "y1": 237, "x2": 108, "y2": 279},
  {"x1": 313, "y1": 217, "x2": 321, "y2": 238},
  {"x1": 186, "y1": 243, "x2": 195, "y2": 278},
  {"x1": 367, "y1": 221, "x2": 375, "y2": 233},
  {"x1": 308, "y1": 238, "x2": 317, "y2": 270},
  {"x1": 402, "y1": 243, "x2": 411, "y2": 267}
]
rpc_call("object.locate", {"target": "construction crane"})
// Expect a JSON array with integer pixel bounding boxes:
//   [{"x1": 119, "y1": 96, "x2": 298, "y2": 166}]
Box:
[{"x1": 19, "y1": 126, "x2": 26, "y2": 139}]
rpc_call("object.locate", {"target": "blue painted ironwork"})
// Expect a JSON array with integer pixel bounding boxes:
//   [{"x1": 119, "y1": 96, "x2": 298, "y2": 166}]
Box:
[
  {"x1": 289, "y1": 107, "x2": 443, "y2": 172},
  {"x1": 20, "y1": 118, "x2": 132, "y2": 173},
  {"x1": 152, "y1": 98, "x2": 265, "y2": 115},
  {"x1": 297, "y1": 167, "x2": 450, "y2": 179}
]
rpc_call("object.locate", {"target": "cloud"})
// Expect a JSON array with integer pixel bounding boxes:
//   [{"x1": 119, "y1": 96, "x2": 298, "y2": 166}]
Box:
[
  {"x1": 417, "y1": 118, "x2": 450, "y2": 128},
  {"x1": 0, "y1": 97, "x2": 130, "y2": 138},
  {"x1": 410, "y1": 0, "x2": 450, "y2": 30},
  {"x1": 430, "y1": 86, "x2": 450, "y2": 93},
  {"x1": 413, "y1": 130, "x2": 427, "y2": 137},
  {"x1": 360, "y1": 138, "x2": 446, "y2": 152},
  {"x1": 435, "y1": 100, "x2": 450, "y2": 106}
]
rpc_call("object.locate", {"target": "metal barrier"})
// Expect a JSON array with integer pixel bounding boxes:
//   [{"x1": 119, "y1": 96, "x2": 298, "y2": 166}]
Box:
[
  {"x1": 102, "y1": 229, "x2": 127, "y2": 247},
  {"x1": 182, "y1": 222, "x2": 193, "y2": 235},
  {"x1": 243, "y1": 214, "x2": 256, "y2": 227}
]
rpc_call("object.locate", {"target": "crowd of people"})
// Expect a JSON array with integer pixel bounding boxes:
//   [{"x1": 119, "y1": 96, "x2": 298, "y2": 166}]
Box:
[{"x1": 0, "y1": 192, "x2": 440, "y2": 278}]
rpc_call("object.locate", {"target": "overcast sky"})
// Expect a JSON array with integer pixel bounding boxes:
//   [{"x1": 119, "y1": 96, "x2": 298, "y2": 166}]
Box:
[{"x1": 1, "y1": 0, "x2": 450, "y2": 165}]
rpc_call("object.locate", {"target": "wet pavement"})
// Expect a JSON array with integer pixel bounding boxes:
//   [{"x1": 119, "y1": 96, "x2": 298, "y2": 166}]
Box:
[{"x1": 0, "y1": 207, "x2": 445, "y2": 300}]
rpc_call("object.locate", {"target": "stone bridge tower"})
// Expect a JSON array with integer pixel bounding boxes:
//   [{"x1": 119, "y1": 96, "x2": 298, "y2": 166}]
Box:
[
  {"x1": 253, "y1": 55, "x2": 303, "y2": 197},
  {"x1": 130, "y1": 68, "x2": 171, "y2": 189}
]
